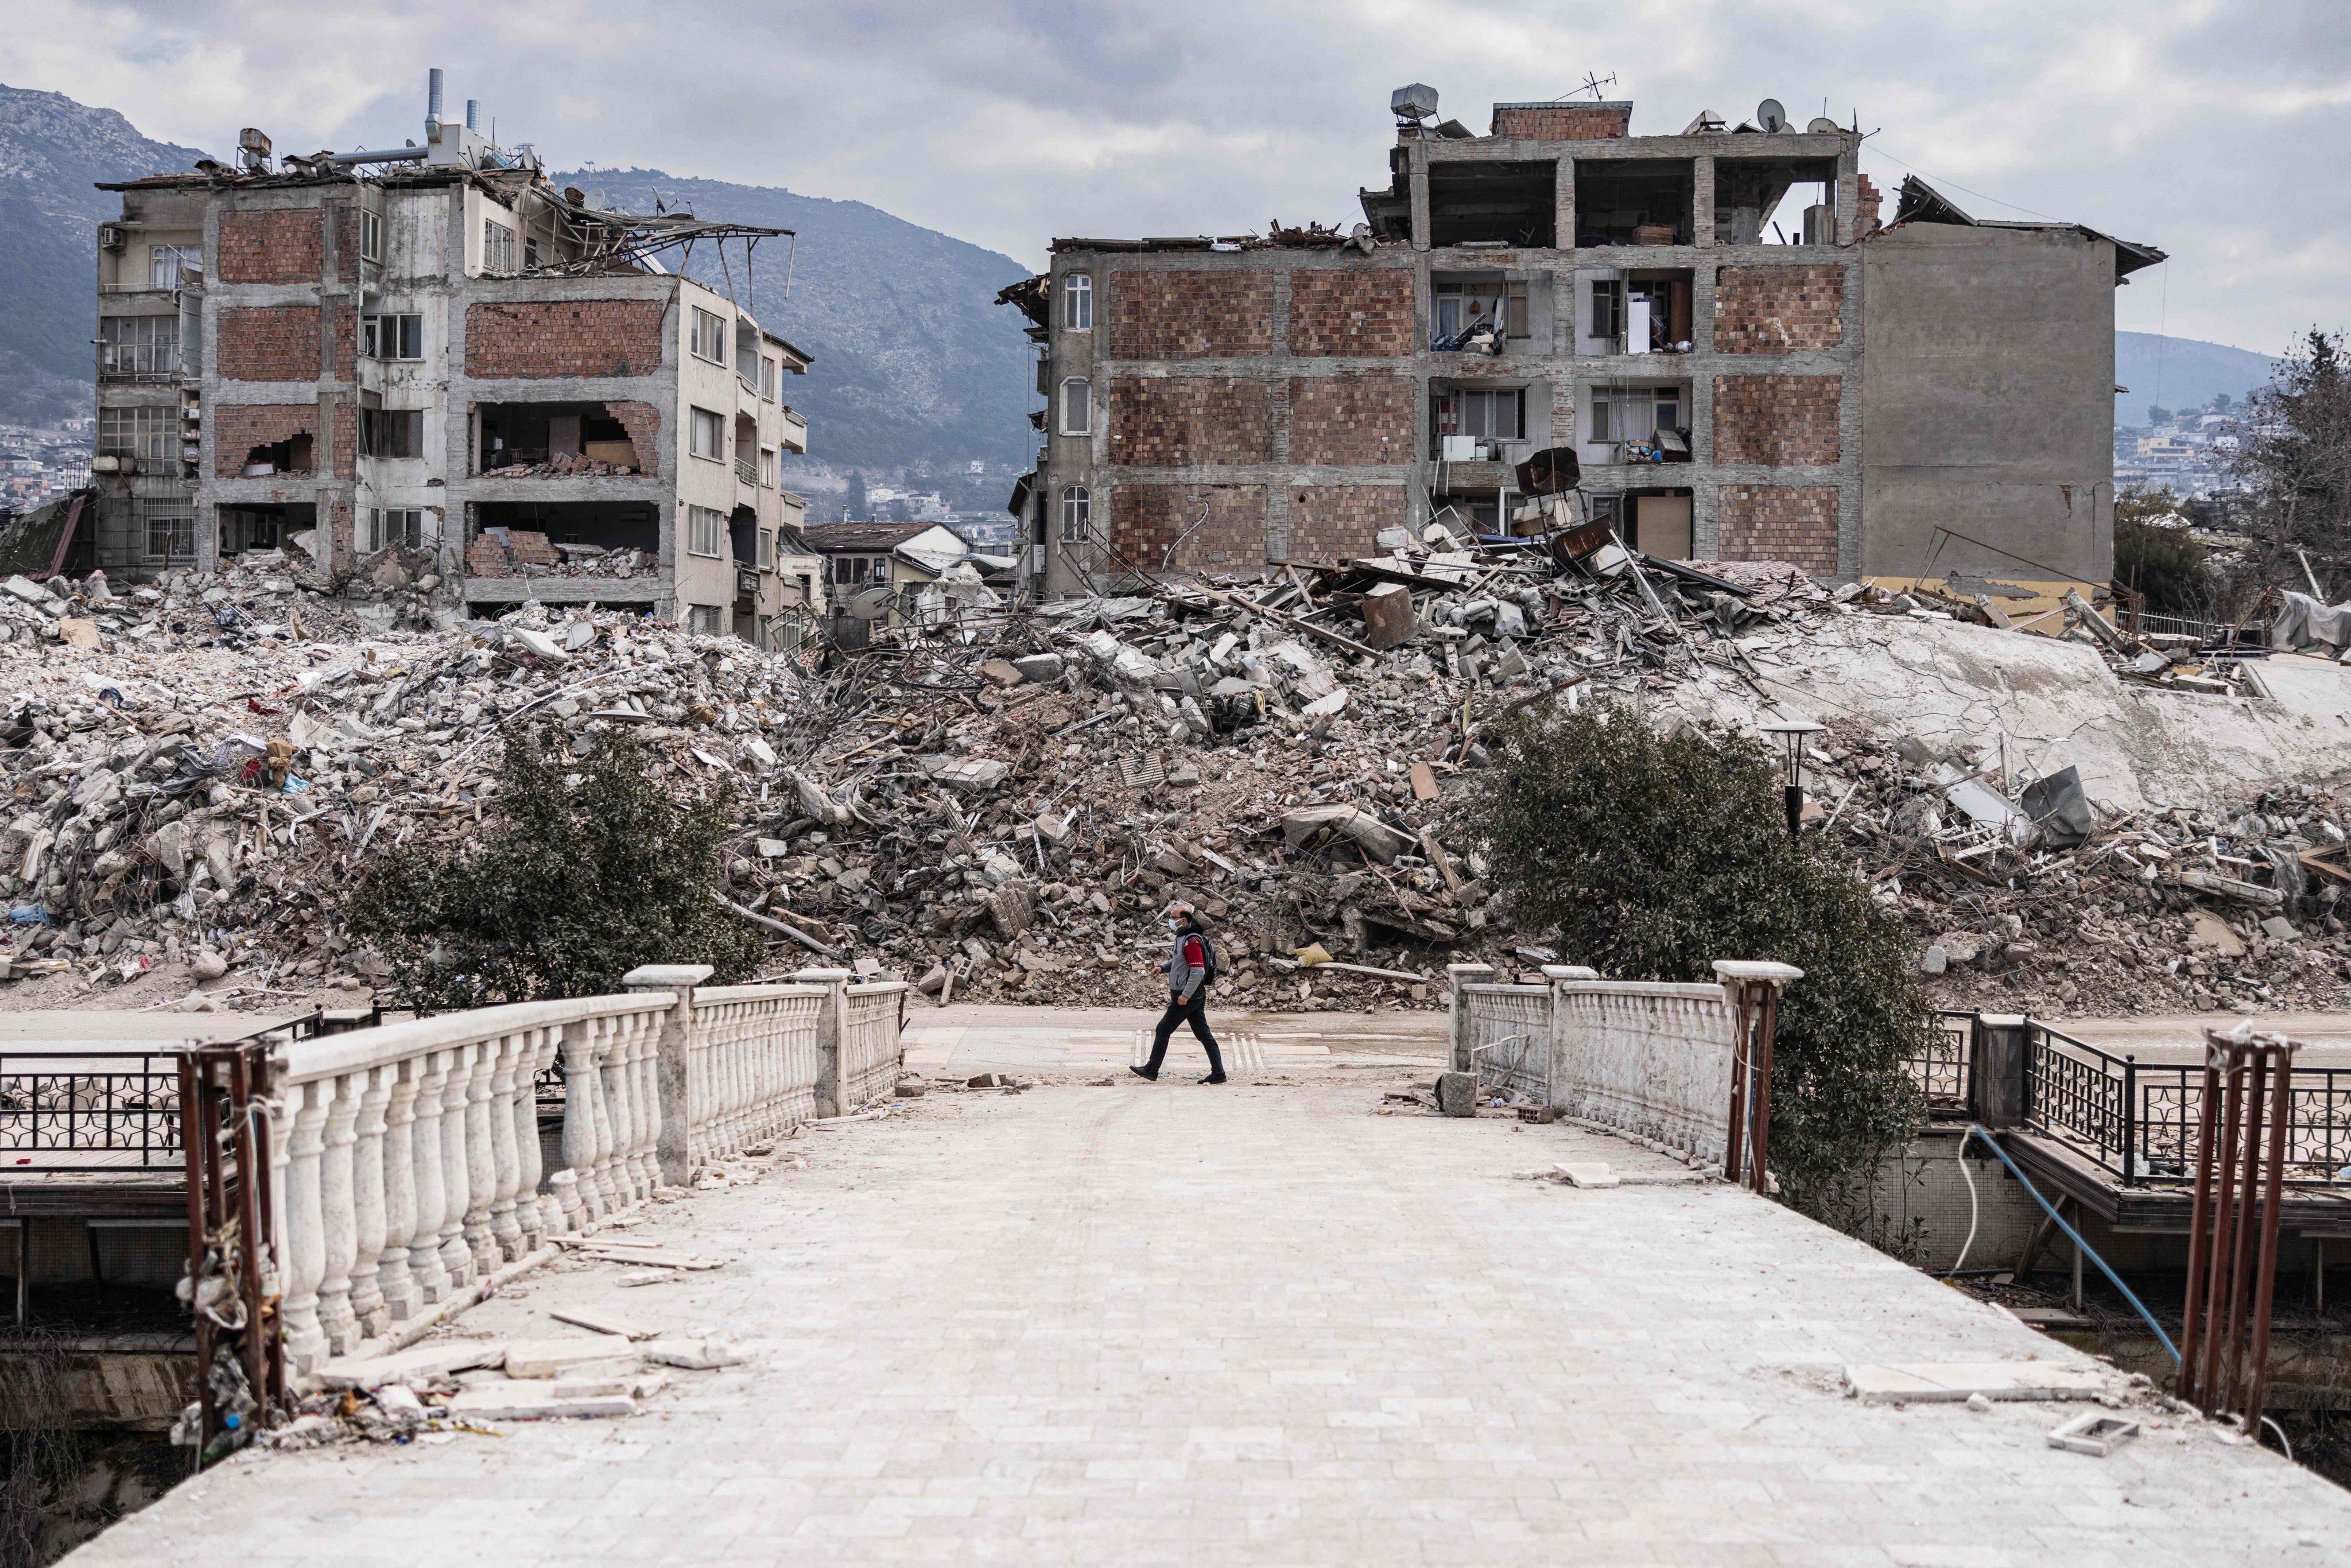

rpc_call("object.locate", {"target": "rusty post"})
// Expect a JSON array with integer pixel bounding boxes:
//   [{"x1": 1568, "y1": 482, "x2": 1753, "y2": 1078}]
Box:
[
  {"x1": 2177, "y1": 1047, "x2": 2224, "y2": 1406},
  {"x1": 178, "y1": 1051, "x2": 215, "y2": 1453},
  {"x1": 2198, "y1": 1053, "x2": 2245, "y2": 1406},
  {"x1": 1749, "y1": 982, "x2": 1780, "y2": 1195},
  {"x1": 2244, "y1": 1054, "x2": 2295, "y2": 1426},
  {"x1": 2219, "y1": 1050, "x2": 2270, "y2": 1412},
  {"x1": 1722, "y1": 981, "x2": 1756, "y2": 1186}
]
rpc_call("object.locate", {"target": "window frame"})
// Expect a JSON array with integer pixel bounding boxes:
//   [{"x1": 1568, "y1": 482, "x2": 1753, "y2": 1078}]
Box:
[
  {"x1": 1058, "y1": 377, "x2": 1091, "y2": 437},
  {"x1": 362, "y1": 313, "x2": 424, "y2": 361},
  {"x1": 360, "y1": 508, "x2": 424, "y2": 553},
  {"x1": 1059, "y1": 484, "x2": 1091, "y2": 542},
  {"x1": 149, "y1": 244, "x2": 198, "y2": 290},
  {"x1": 482, "y1": 218, "x2": 515, "y2": 273},
  {"x1": 359, "y1": 407, "x2": 424, "y2": 459},
  {"x1": 686, "y1": 504, "x2": 725, "y2": 558},
  {"x1": 1589, "y1": 280, "x2": 1624, "y2": 341},
  {"x1": 1062, "y1": 271, "x2": 1092, "y2": 331},
  {"x1": 689, "y1": 405, "x2": 726, "y2": 462},
  {"x1": 759, "y1": 355, "x2": 778, "y2": 401},
  {"x1": 98, "y1": 405, "x2": 175, "y2": 461},
  {"x1": 359, "y1": 211, "x2": 383, "y2": 262},
  {"x1": 757, "y1": 529, "x2": 775, "y2": 570},
  {"x1": 689, "y1": 307, "x2": 730, "y2": 365},
  {"x1": 98, "y1": 315, "x2": 180, "y2": 379},
  {"x1": 144, "y1": 514, "x2": 195, "y2": 564}
]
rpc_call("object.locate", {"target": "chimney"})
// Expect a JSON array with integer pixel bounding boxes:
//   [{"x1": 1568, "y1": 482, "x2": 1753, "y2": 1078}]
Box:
[
  {"x1": 465, "y1": 99, "x2": 480, "y2": 132},
  {"x1": 426, "y1": 68, "x2": 445, "y2": 129}
]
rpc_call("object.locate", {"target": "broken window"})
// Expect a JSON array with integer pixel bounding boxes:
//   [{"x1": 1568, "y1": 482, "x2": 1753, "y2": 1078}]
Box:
[
  {"x1": 218, "y1": 504, "x2": 305, "y2": 557},
  {"x1": 688, "y1": 605, "x2": 724, "y2": 635},
  {"x1": 99, "y1": 315, "x2": 179, "y2": 379},
  {"x1": 1431, "y1": 274, "x2": 1529, "y2": 351},
  {"x1": 1058, "y1": 377, "x2": 1091, "y2": 436},
  {"x1": 482, "y1": 218, "x2": 515, "y2": 273},
  {"x1": 145, "y1": 514, "x2": 194, "y2": 564},
  {"x1": 236, "y1": 426, "x2": 312, "y2": 475},
  {"x1": 1625, "y1": 274, "x2": 1693, "y2": 352},
  {"x1": 1589, "y1": 383, "x2": 1690, "y2": 460},
  {"x1": 148, "y1": 244, "x2": 198, "y2": 289},
  {"x1": 98, "y1": 405, "x2": 174, "y2": 461},
  {"x1": 360, "y1": 508, "x2": 424, "y2": 553},
  {"x1": 360, "y1": 211, "x2": 382, "y2": 262},
  {"x1": 1062, "y1": 273, "x2": 1092, "y2": 331},
  {"x1": 1713, "y1": 158, "x2": 1837, "y2": 245},
  {"x1": 478, "y1": 402, "x2": 643, "y2": 472},
  {"x1": 1427, "y1": 159, "x2": 1555, "y2": 247},
  {"x1": 1574, "y1": 160, "x2": 1693, "y2": 247},
  {"x1": 359, "y1": 407, "x2": 422, "y2": 459},
  {"x1": 1060, "y1": 484, "x2": 1091, "y2": 541},
  {"x1": 362, "y1": 313, "x2": 423, "y2": 360},
  {"x1": 690, "y1": 406, "x2": 725, "y2": 461},
  {"x1": 687, "y1": 504, "x2": 724, "y2": 558},
  {"x1": 689, "y1": 308, "x2": 729, "y2": 365}
]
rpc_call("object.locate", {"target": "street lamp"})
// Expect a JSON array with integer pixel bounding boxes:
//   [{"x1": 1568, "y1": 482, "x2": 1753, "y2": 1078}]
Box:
[{"x1": 1758, "y1": 716, "x2": 1826, "y2": 839}]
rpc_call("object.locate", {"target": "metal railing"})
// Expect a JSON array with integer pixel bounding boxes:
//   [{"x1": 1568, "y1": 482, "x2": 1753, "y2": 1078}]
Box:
[
  {"x1": 0, "y1": 1051, "x2": 184, "y2": 1173},
  {"x1": 2022, "y1": 1022, "x2": 2351, "y2": 1188},
  {"x1": 1914, "y1": 1012, "x2": 1976, "y2": 1115}
]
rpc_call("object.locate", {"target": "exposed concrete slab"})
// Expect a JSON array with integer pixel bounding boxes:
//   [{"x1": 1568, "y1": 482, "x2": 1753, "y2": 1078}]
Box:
[{"x1": 1845, "y1": 1361, "x2": 2108, "y2": 1404}]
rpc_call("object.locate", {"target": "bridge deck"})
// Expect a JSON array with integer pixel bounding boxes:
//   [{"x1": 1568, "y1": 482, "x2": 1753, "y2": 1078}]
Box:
[{"x1": 65, "y1": 1066, "x2": 2351, "y2": 1566}]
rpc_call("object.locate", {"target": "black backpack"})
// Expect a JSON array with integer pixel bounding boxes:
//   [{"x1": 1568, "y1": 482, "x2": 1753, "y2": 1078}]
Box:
[{"x1": 1181, "y1": 924, "x2": 1217, "y2": 983}]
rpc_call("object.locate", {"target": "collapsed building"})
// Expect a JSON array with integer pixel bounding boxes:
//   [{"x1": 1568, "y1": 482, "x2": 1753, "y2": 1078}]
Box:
[
  {"x1": 1001, "y1": 87, "x2": 2160, "y2": 614},
  {"x1": 87, "y1": 70, "x2": 816, "y2": 643}
]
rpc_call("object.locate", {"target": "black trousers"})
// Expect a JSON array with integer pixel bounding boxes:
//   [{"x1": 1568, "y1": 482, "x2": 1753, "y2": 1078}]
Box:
[{"x1": 1146, "y1": 991, "x2": 1224, "y2": 1077}]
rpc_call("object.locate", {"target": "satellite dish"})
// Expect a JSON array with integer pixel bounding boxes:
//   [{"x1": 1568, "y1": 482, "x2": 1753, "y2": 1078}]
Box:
[
  {"x1": 1807, "y1": 116, "x2": 1840, "y2": 134},
  {"x1": 846, "y1": 586, "x2": 894, "y2": 620},
  {"x1": 1758, "y1": 99, "x2": 1787, "y2": 133}
]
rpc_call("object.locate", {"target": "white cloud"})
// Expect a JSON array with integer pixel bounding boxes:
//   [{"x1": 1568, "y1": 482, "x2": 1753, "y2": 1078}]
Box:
[{"x1": 3, "y1": 0, "x2": 2342, "y2": 354}]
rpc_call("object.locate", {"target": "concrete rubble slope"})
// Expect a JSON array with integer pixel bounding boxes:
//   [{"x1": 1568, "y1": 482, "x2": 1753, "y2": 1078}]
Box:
[{"x1": 56, "y1": 1076, "x2": 2351, "y2": 1566}]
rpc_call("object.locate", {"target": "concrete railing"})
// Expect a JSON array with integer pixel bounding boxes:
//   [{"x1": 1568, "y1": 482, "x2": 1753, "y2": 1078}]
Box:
[
  {"x1": 1448, "y1": 961, "x2": 1799, "y2": 1171},
  {"x1": 263, "y1": 967, "x2": 906, "y2": 1373}
]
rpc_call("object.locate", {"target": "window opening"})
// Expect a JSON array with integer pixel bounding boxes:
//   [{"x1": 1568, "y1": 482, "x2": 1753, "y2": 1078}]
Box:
[
  {"x1": 687, "y1": 504, "x2": 725, "y2": 557},
  {"x1": 99, "y1": 316, "x2": 179, "y2": 379},
  {"x1": 360, "y1": 508, "x2": 424, "y2": 553},
  {"x1": 359, "y1": 408, "x2": 422, "y2": 459},
  {"x1": 1432, "y1": 386, "x2": 1526, "y2": 457},
  {"x1": 1574, "y1": 159, "x2": 1694, "y2": 247},
  {"x1": 149, "y1": 244, "x2": 199, "y2": 289},
  {"x1": 482, "y1": 218, "x2": 515, "y2": 273},
  {"x1": 98, "y1": 406, "x2": 175, "y2": 461},
  {"x1": 1063, "y1": 273, "x2": 1092, "y2": 330},
  {"x1": 690, "y1": 406, "x2": 725, "y2": 460},
  {"x1": 1060, "y1": 484, "x2": 1091, "y2": 542},
  {"x1": 360, "y1": 211, "x2": 383, "y2": 262},
  {"x1": 362, "y1": 313, "x2": 424, "y2": 360},
  {"x1": 1058, "y1": 377, "x2": 1091, "y2": 436},
  {"x1": 1431, "y1": 275, "x2": 1529, "y2": 352},
  {"x1": 1426, "y1": 159, "x2": 1555, "y2": 247},
  {"x1": 690, "y1": 308, "x2": 729, "y2": 364},
  {"x1": 145, "y1": 514, "x2": 195, "y2": 564}
]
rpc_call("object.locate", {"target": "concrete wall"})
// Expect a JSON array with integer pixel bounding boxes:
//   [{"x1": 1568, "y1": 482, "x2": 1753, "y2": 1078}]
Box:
[{"x1": 1859, "y1": 223, "x2": 2118, "y2": 585}]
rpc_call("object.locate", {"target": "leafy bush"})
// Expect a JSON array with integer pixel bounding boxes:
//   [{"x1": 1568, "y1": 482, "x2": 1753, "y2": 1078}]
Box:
[
  {"x1": 2113, "y1": 482, "x2": 2215, "y2": 616},
  {"x1": 1453, "y1": 702, "x2": 1930, "y2": 1221},
  {"x1": 347, "y1": 724, "x2": 759, "y2": 1012}
]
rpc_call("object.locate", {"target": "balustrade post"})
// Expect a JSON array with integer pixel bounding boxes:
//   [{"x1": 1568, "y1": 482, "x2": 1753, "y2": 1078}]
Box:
[
  {"x1": 377, "y1": 1058, "x2": 420, "y2": 1322},
  {"x1": 796, "y1": 968, "x2": 854, "y2": 1117},
  {"x1": 511, "y1": 1027, "x2": 552, "y2": 1250},
  {"x1": 630, "y1": 1009, "x2": 664, "y2": 1197},
  {"x1": 348, "y1": 1064, "x2": 393, "y2": 1340},
  {"x1": 436, "y1": 1044, "x2": 476, "y2": 1288},
  {"x1": 461, "y1": 1039, "x2": 499, "y2": 1275},
  {"x1": 1972, "y1": 1014, "x2": 2029, "y2": 1130},
  {"x1": 280, "y1": 1080, "x2": 331, "y2": 1372},
  {"x1": 313, "y1": 1072, "x2": 363, "y2": 1357},
  {"x1": 406, "y1": 1051, "x2": 452, "y2": 1303},
  {"x1": 486, "y1": 1033, "x2": 525, "y2": 1263},
  {"x1": 624, "y1": 968, "x2": 708, "y2": 1187},
  {"x1": 600, "y1": 1015, "x2": 637, "y2": 1208},
  {"x1": 1446, "y1": 964, "x2": 1495, "y2": 1074},
  {"x1": 561, "y1": 1018, "x2": 610, "y2": 1224}
]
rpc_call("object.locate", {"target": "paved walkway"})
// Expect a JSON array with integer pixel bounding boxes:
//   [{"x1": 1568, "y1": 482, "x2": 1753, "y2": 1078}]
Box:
[{"x1": 71, "y1": 1072, "x2": 2351, "y2": 1566}]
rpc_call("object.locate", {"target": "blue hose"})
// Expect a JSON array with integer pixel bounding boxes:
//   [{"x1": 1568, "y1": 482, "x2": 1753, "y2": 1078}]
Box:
[{"x1": 1964, "y1": 1123, "x2": 2181, "y2": 1365}]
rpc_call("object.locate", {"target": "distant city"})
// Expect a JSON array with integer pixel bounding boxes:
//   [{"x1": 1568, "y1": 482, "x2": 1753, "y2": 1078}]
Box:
[
  {"x1": 2113, "y1": 396, "x2": 2246, "y2": 499},
  {"x1": 0, "y1": 418, "x2": 95, "y2": 517}
]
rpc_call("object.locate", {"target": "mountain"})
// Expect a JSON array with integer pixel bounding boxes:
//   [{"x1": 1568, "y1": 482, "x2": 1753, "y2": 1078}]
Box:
[
  {"x1": 2115, "y1": 331, "x2": 2279, "y2": 424},
  {"x1": 552, "y1": 169, "x2": 1036, "y2": 475},
  {"x1": 0, "y1": 84, "x2": 210, "y2": 422}
]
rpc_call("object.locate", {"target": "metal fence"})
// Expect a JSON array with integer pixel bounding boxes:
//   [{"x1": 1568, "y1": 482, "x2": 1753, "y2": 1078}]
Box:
[
  {"x1": 1912, "y1": 1012, "x2": 1976, "y2": 1115},
  {"x1": 0, "y1": 1051, "x2": 185, "y2": 1173}
]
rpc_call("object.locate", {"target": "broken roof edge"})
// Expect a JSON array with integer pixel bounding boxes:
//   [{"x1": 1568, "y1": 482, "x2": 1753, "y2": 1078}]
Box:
[{"x1": 1880, "y1": 174, "x2": 2164, "y2": 281}]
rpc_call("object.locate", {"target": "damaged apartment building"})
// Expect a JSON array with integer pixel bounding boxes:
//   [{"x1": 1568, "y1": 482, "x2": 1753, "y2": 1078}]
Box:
[
  {"x1": 1003, "y1": 88, "x2": 2161, "y2": 599},
  {"x1": 87, "y1": 70, "x2": 814, "y2": 642}
]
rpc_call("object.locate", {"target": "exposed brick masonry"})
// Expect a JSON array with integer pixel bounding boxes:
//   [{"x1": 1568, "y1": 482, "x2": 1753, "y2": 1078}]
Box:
[
  {"x1": 1289, "y1": 485, "x2": 1406, "y2": 561},
  {"x1": 1712, "y1": 266, "x2": 1843, "y2": 352},
  {"x1": 1718, "y1": 485, "x2": 1839, "y2": 576},
  {"x1": 1287, "y1": 377, "x2": 1415, "y2": 466},
  {"x1": 1856, "y1": 174, "x2": 1883, "y2": 237},
  {"x1": 1287, "y1": 272, "x2": 1415, "y2": 357},
  {"x1": 1109, "y1": 484, "x2": 1267, "y2": 571},
  {"x1": 610, "y1": 401, "x2": 664, "y2": 477},
  {"x1": 217, "y1": 305, "x2": 321, "y2": 382},
  {"x1": 216, "y1": 209, "x2": 322, "y2": 284},
  {"x1": 212, "y1": 405, "x2": 316, "y2": 478},
  {"x1": 1106, "y1": 273, "x2": 1273, "y2": 360},
  {"x1": 464, "y1": 300, "x2": 668, "y2": 379},
  {"x1": 1109, "y1": 378, "x2": 1273, "y2": 466},
  {"x1": 1489, "y1": 104, "x2": 1631, "y2": 139},
  {"x1": 1713, "y1": 374, "x2": 1841, "y2": 465}
]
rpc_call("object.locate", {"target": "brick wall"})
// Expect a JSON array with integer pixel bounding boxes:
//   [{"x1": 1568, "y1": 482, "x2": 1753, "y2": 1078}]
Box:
[
  {"x1": 464, "y1": 300, "x2": 668, "y2": 379},
  {"x1": 1490, "y1": 104, "x2": 1630, "y2": 139},
  {"x1": 1712, "y1": 266, "x2": 1843, "y2": 352},
  {"x1": 1856, "y1": 174, "x2": 1883, "y2": 237},
  {"x1": 1108, "y1": 377, "x2": 1273, "y2": 466},
  {"x1": 216, "y1": 209, "x2": 322, "y2": 284},
  {"x1": 610, "y1": 400, "x2": 664, "y2": 476},
  {"x1": 329, "y1": 299, "x2": 355, "y2": 381},
  {"x1": 1718, "y1": 484, "x2": 1839, "y2": 575},
  {"x1": 218, "y1": 305, "x2": 320, "y2": 381},
  {"x1": 1713, "y1": 374, "x2": 1842, "y2": 465},
  {"x1": 331, "y1": 398, "x2": 356, "y2": 479},
  {"x1": 1289, "y1": 271, "x2": 1415, "y2": 357},
  {"x1": 333, "y1": 207, "x2": 362, "y2": 281},
  {"x1": 1289, "y1": 484, "x2": 1407, "y2": 562},
  {"x1": 1108, "y1": 484, "x2": 1267, "y2": 571},
  {"x1": 1106, "y1": 272, "x2": 1273, "y2": 360},
  {"x1": 212, "y1": 404, "x2": 316, "y2": 477},
  {"x1": 1289, "y1": 376, "x2": 1414, "y2": 465}
]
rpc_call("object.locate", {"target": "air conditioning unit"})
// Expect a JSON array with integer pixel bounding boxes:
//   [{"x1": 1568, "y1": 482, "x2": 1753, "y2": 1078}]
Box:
[
  {"x1": 1441, "y1": 435, "x2": 1477, "y2": 462},
  {"x1": 98, "y1": 224, "x2": 126, "y2": 251},
  {"x1": 90, "y1": 455, "x2": 122, "y2": 473}
]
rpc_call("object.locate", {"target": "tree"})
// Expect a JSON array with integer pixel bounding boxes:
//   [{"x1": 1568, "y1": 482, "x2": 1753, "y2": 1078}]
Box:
[
  {"x1": 2228, "y1": 328, "x2": 2351, "y2": 593},
  {"x1": 347, "y1": 724, "x2": 760, "y2": 1012},
  {"x1": 2147, "y1": 405, "x2": 2174, "y2": 426},
  {"x1": 2113, "y1": 482, "x2": 2216, "y2": 618},
  {"x1": 2213, "y1": 391, "x2": 2234, "y2": 414},
  {"x1": 844, "y1": 470, "x2": 869, "y2": 521},
  {"x1": 1453, "y1": 703, "x2": 1930, "y2": 1231}
]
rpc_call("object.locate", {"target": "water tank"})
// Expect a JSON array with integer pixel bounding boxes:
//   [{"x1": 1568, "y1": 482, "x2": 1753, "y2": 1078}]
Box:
[{"x1": 1391, "y1": 84, "x2": 1439, "y2": 122}]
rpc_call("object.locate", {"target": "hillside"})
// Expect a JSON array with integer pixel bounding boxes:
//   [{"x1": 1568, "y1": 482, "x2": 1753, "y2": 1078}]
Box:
[
  {"x1": 554, "y1": 169, "x2": 1036, "y2": 473},
  {"x1": 2116, "y1": 331, "x2": 2279, "y2": 422}
]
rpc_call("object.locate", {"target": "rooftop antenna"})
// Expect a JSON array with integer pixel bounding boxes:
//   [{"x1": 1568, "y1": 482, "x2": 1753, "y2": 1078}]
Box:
[{"x1": 1557, "y1": 72, "x2": 1616, "y2": 102}]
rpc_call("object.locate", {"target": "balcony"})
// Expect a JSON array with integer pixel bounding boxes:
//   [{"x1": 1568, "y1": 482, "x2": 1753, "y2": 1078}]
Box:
[
  {"x1": 735, "y1": 457, "x2": 759, "y2": 489},
  {"x1": 779, "y1": 406, "x2": 808, "y2": 455}
]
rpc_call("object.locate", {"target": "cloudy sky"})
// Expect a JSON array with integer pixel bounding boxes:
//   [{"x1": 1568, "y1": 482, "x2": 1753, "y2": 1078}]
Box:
[{"x1": 5, "y1": 0, "x2": 2344, "y2": 356}]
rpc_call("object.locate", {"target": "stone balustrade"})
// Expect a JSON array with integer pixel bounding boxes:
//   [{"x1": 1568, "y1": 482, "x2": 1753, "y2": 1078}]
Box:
[{"x1": 263, "y1": 968, "x2": 907, "y2": 1374}]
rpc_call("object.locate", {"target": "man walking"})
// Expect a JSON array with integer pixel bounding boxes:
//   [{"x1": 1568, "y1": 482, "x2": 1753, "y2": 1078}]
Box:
[{"x1": 1132, "y1": 902, "x2": 1227, "y2": 1084}]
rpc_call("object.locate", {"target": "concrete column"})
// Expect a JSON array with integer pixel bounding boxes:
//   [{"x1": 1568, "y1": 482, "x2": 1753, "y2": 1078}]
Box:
[
  {"x1": 1446, "y1": 963, "x2": 1493, "y2": 1073},
  {"x1": 796, "y1": 968, "x2": 854, "y2": 1117},
  {"x1": 624, "y1": 964, "x2": 713, "y2": 1187},
  {"x1": 1692, "y1": 156, "x2": 1716, "y2": 249},
  {"x1": 1409, "y1": 143, "x2": 1431, "y2": 253},
  {"x1": 1554, "y1": 158, "x2": 1576, "y2": 253},
  {"x1": 1972, "y1": 1014, "x2": 2030, "y2": 1129}
]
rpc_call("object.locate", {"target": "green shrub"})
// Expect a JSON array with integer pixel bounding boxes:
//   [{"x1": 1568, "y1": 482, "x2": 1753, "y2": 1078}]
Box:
[
  {"x1": 1452, "y1": 702, "x2": 1929, "y2": 1221},
  {"x1": 2113, "y1": 483, "x2": 2214, "y2": 616},
  {"x1": 347, "y1": 724, "x2": 759, "y2": 1012}
]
